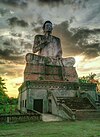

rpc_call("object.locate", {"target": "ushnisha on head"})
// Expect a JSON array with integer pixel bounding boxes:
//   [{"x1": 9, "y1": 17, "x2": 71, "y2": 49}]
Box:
[{"x1": 43, "y1": 21, "x2": 53, "y2": 35}]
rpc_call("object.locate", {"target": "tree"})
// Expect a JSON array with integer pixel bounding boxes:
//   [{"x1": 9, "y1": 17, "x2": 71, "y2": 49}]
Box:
[
  {"x1": 79, "y1": 73, "x2": 100, "y2": 92},
  {"x1": 0, "y1": 77, "x2": 9, "y2": 105},
  {"x1": 8, "y1": 97, "x2": 18, "y2": 105}
]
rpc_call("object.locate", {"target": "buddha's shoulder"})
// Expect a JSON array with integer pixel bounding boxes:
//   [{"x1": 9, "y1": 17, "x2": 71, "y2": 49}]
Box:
[
  {"x1": 52, "y1": 35, "x2": 60, "y2": 41},
  {"x1": 34, "y1": 35, "x2": 44, "y2": 38},
  {"x1": 34, "y1": 35, "x2": 60, "y2": 41}
]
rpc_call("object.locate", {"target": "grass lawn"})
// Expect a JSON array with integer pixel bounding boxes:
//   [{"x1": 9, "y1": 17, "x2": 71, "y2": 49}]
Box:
[{"x1": 0, "y1": 120, "x2": 100, "y2": 137}]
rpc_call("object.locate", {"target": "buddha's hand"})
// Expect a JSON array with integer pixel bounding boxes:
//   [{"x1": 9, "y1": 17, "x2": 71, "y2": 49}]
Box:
[{"x1": 41, "y1": 35, "x2": 51, "y2": 44}]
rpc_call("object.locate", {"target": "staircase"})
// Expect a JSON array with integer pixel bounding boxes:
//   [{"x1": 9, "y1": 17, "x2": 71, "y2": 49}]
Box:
[
  {"x1": 57, "y1": 96, "x2": 96, "y2": 110},
  {"x1": 80, "y1": 92, "x2": 100, "y2": 109},
  {"x1": 51, "y1": 92, "x2": 75, "y2": 120},
  {"x1": 95, "y1": 100, "x2": 100, "y2": 109}
]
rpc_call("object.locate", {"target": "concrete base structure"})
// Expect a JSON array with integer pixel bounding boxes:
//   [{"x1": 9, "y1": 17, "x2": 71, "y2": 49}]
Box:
[
  {"x1": 18, "y1": 53, "x2": 100, "y2": 120},
  {"x1": 18, "y1": 80, "x2": 100, "y2": 120}
]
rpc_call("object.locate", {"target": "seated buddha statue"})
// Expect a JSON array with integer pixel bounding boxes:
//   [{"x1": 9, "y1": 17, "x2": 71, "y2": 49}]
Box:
[
  {"x1": 25, "y1": 21, "x2": 76, "y2": 81},
  {"x1": 32, "y1": 20, "x2": 75, "y2": 66}
]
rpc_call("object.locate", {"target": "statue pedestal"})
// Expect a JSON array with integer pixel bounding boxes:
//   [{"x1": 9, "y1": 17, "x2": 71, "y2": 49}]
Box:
[{"x1": 24, "y1": 53, "x2": 78, "y2": 82}]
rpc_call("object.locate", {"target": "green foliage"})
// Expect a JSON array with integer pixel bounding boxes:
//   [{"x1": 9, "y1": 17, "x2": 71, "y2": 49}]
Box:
[
  {"x1": 0, "y1": 76, "x2": 18, "y2": 106},
  {"x1": 0, "y1": 77, "x2": 7, "y2": 92},
  {"x1": 0, "y1": 104, "x2": 18, "y2": 114},
  {"x1": 0, "y1": 77, "x2": 9, "y2": 105},
  {"x1": 8, "y1": 97, "x2": 18, "y2": 105},
  {"x1": 79, "y1": 77, "x2": 88, "y2": 83},
  {"x1": 0, "y1": 76, "x2": 18, "y2": 114},
  {"x1": 79, "y1": 73, "x2": 99, "y2": 84}
]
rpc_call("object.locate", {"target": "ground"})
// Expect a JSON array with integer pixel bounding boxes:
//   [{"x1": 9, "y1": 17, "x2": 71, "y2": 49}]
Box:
[{"x1": 0, "y1": 120, "x2": 100, "y2": 137}]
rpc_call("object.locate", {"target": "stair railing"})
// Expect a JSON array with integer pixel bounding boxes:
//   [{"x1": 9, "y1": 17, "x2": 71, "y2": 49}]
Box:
[
  {"x1": 50, "y1": 91, "x2": 75, "y2": 120},
  {"x1": 81, "y1": 92, "x2": 97, "y2": 109},
  {"x1": 60, "y1": 103, "x2": 75, "y2": 120}
]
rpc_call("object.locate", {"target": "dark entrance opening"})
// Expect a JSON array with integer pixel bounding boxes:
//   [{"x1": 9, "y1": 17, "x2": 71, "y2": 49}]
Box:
[{"x1": 34, "y1": 99, "x2": 43, "y2": 113}]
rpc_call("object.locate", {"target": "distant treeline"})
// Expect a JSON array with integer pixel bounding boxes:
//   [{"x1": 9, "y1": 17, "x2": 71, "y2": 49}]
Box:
[{"x1": 0, "y1": 76, "x2": 18, "y2": 105}]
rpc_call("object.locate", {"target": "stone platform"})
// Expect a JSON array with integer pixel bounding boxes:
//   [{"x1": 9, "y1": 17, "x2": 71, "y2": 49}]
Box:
[
  {"x1": 42, "y1": 114, "x2": 64, "y2": 122},
  {"x1": 24, "y1": 53, "x2": 78, "y2": 82}
]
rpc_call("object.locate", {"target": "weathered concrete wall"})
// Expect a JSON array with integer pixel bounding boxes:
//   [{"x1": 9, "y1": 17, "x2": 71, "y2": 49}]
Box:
[
  {"x1": 80, "y1": 83, "x2": 97, "y2": 101},
  {"x1": 20, "y1": 90, "x2": 27, "y2": 112},
  {"x1": 52, "y1": 89, "x2": 76, "y2": 97},
  {"x1": 18, "y1": 93, "x2": 21, "y2": 110},
  {"x1": 27, "y1": 88, "x2": 48, "y2": 113},
  {"x1": 24, "y1": 66, "x2": 78, "y2": 82},
  {"x1": 76, "y1": 110, "x2": 100, "y2": 120},
  {"x1": 27, "y1": 87, "x2": 76, "y2": 114},
  {"x1": 19, "y1": 81, "x2": 99, "y2": 117},
  {"x1": 18, "y1": 81, "x2": 79, "y2": 113}
]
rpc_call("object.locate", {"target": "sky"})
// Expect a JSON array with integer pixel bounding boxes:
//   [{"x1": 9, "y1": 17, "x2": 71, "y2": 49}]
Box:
[{"x1": 0, "y1": 0, "x2": 100, "y2": 97}]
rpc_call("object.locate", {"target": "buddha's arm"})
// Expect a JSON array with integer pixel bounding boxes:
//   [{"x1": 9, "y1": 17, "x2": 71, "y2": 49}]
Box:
[
  {"x1": 56, "y1": 38, "x2": 62, "y2": 58},
  {"x1": 33, "y1": 35, "x2": 49, "y2": 53}
]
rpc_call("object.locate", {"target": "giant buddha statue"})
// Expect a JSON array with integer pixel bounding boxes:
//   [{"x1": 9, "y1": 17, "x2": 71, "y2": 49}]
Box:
[{"x1": 25, "y1": 21, "x2": 78, "y2": 82}]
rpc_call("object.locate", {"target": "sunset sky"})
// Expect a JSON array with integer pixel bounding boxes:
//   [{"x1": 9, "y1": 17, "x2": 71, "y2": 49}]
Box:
[{"x1": 0, "y1": 0, "x2": 100, "y2": 97}]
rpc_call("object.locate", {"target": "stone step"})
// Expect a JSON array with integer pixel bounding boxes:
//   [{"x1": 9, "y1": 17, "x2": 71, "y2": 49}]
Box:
[
  {"x1": 57, "y1": 100, "x2": 65, "y2": 103},
  {"x1": 42, "y1": 114, "x2": 64, "y2": 122}
]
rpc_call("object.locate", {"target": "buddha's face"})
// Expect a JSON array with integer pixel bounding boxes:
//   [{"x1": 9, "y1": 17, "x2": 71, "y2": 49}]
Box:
[{"x1": 44, "y1": 23, "x2": 52, "y2": 33}]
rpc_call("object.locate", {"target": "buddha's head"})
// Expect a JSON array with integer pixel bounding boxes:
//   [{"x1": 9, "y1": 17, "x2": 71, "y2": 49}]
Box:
[{"x1": 43, "y1": 21, "x2": 53, "y2": 34}]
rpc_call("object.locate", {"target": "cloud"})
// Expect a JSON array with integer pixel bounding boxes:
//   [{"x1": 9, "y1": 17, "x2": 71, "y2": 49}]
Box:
[
  {"x1": 0, "y1": 40, "x2": 22, "y2": 61},
  {"x1": 75, "y1": 56, "x2": 100, "y2": 78},
  {"x1": 33, "y1": 26, "x2": 41, "y2": 33},
  {"x1": 0, "y1": 2, "x2": 100, "y2": 62},
  {"x1": 0, "y1": 49, "x2": 13, "y2": 58},
  {"x1": 72, "y1": 28, "x2": 100, "y2": 58},
  {"x1": 0, "y1": 0, "x2": 89, "y2": 9},
  {"x1": 37, "y1": 0, "x2": 86, "y2": 5},
  {"x1": 10, "y1": 32, "x2": 22, "y2": 37},
  {"x1": 0, "y1": 0, "x2": 27, "y2": 7},
  {"x1": 84, "y1": 47, "x2": 99, "y2": 59},
  {"x1": 38, "y1": 0, "x2": 63, "y2": 5},
  {"x1": 85, "y1": 5, "x2": 100, "y2": 22},
  {"x1": 0, "y1": 62, "x2": 24, "y2": 76},
  {"x1": 0, "y1": 34, "x2": 33, "y2": 64},
  {"x1": 53, "y1": 21, "x2": 83, "y2": 56},
  {"x1": 0, "y1": 60, "x2": 5, "y2": 64},
  {"x1": 37, "y1": 0, "x2": 89, "y2": 10},
  {"x1": 0, "y1": 48, "x2": 24, "y2": 63},
  {"x1": 0, "y1": 8, "x2": 9, "y2": 16},
  {"x1": 0, "y1": 0, "x2": 99, "y2": 97},
  {"x1": 53, "y1": 21, "x2": 100, "y2": 59},
  {"x1": 7, "y1": 17, "x2": 28, "y2": 27},
  {"x1": 31, "y1": 15, "x2": 44, "y2": 33}
]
